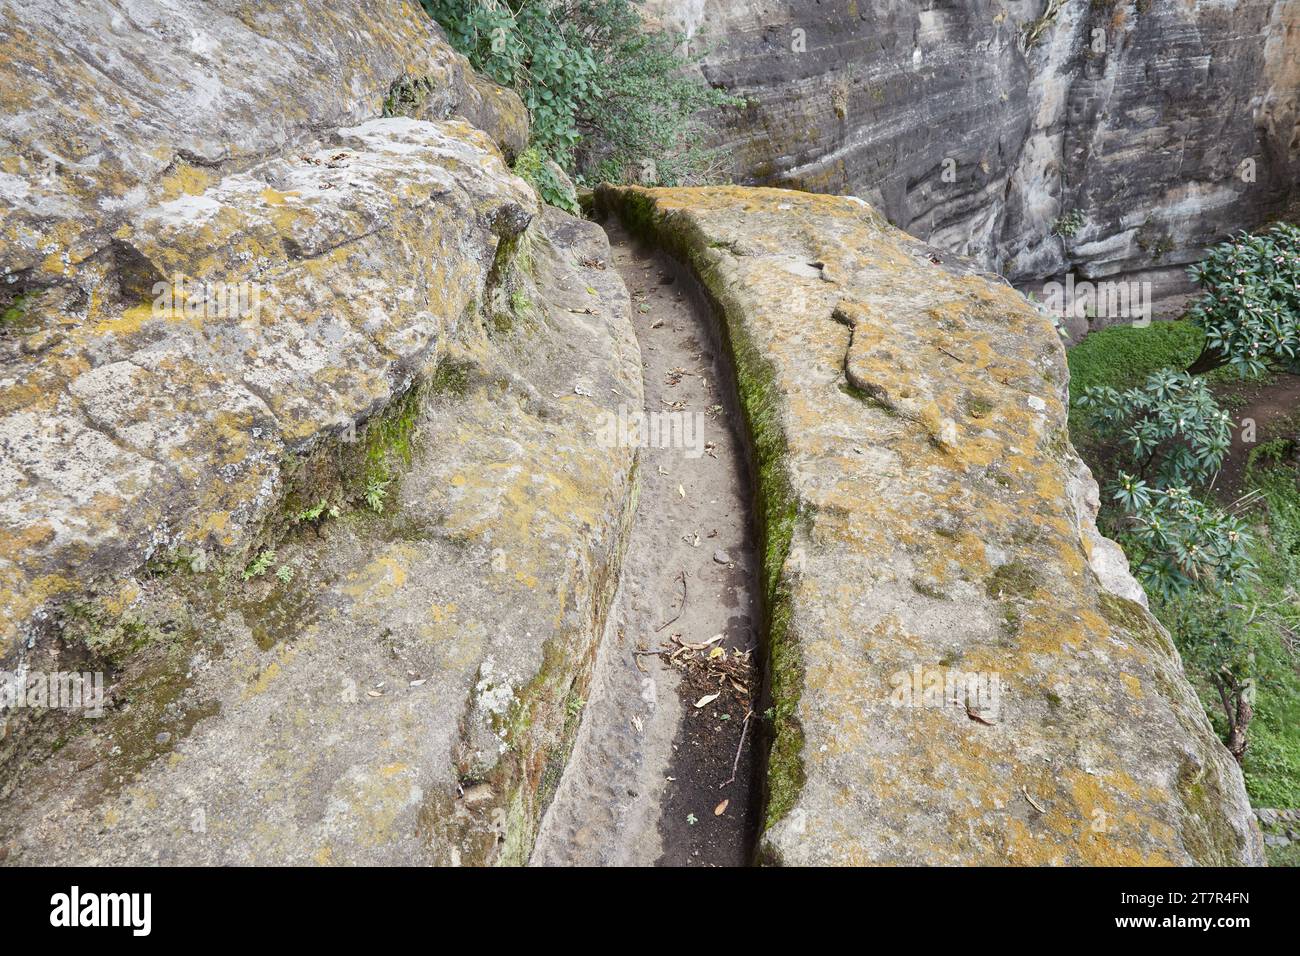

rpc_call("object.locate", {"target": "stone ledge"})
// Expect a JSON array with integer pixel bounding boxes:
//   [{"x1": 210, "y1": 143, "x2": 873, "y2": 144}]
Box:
[{"x1": 600, "y1": 183, "x2": 1265, "y2": 866}]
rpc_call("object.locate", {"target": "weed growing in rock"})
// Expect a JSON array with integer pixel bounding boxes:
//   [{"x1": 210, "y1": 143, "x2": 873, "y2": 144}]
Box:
[
  {"x1": 364, "y1": 474, "x2": 391, "y2": 514},
  {"x1": 242, "y1": 549, "x2": 277, "y2": 581},
  {"x1": 1052, "y1": 209, "x2": 1085, "y2": 238}
]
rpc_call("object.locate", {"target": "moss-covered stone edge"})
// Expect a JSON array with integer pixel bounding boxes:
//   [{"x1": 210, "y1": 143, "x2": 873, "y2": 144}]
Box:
[{"x1": 596, "y1": 184, "x2": 807, "y2": 844}]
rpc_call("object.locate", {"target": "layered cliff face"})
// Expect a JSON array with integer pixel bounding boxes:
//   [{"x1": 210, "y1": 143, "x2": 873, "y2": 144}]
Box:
[{"x1": 647, "y1": 0, "x2": 1300, "y2": 331}]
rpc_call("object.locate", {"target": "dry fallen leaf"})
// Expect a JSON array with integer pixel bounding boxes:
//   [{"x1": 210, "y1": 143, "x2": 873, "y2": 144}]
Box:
[
  {"x1": 714, "y1": 799, "x2": 729, "y2": 816},
  {"x1": 708, "y1": 646, "x2": 725, "y2": 660},
  {"x1": 694, "y1": 692, "x2": 720, "y2": 709}
]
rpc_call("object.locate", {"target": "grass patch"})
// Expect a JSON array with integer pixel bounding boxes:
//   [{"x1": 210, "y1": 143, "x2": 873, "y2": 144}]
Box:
[
  {"x1": 1235, "y1": 466, "x2": 1300, "y2": 810},
  {"x1": 1066, "y1": 319, "x2": 1204, "y2": 401}
]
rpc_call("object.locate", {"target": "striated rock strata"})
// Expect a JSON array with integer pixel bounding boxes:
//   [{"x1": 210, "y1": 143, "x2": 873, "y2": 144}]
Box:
[{"x1": 647, "y1": 0, "x2": 1300, "y2": 331}]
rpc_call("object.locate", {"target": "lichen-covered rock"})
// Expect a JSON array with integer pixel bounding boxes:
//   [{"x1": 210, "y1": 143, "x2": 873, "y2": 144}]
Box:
[
  {"x1": 0, "y1": 203, "x2": 640, "y2": 864},
  {"x1": 0, "y1": 0, "x2": 527, "y2": 284},
  {"x1": 0, "y1": 114, "x2": 536, "y2": 665},
  {"x1": 600, "y1": 184, "x2": 1264, "y2": 865},
  {"x1": 0, "y1": 1, "x2": 637, "y2": 866}
]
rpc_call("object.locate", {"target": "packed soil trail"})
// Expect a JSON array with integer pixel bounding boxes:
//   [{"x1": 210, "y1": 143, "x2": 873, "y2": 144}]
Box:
[
  {"x1": 1216, "y1": 371, "x2": 1300, "y2": 498},
  {"x1": 531, "y1": 218, "x2": 762, "y2": 866}
]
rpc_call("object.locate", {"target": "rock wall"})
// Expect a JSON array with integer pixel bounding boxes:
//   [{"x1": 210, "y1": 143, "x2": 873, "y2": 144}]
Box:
[
  {"x1": 600, "y1": 184, "x2": 1263, "y2": 865},
  {"x1": 647, "y1": 0, "x2": 1300, "y2": 331},
  {"x1": 0, "y1": 0, "x2": 638, "y2": 864}
]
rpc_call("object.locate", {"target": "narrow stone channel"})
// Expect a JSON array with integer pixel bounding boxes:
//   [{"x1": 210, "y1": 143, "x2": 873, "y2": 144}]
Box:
[{"x1": 531, "y1": 217, "x2": 762, "y2": 866}]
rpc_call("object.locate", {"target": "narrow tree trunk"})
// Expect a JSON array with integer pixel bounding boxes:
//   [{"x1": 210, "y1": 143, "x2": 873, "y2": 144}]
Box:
[
  {"x1": 1217, "y1": 677, "x2": 1253, "y2": 763},
  {"x1": 1187, "y1": 343, "x2": 1227, "y2": 376}
]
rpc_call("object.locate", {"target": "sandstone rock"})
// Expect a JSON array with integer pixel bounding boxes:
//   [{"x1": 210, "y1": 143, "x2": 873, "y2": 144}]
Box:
[
  {"x1": 645, "y1": 0, "x2": 1299, "y2": 324},
  {"x1": 0, "y1": 0, "x2": 527, "y2": 285},
  {"x1": 0, "y1": 2, "x2": 639, "y2": 865},
  {"x1": 599, "y1": 183, "x2": 1264, "y2": 865},
  {"x1": 0, "y1": 202, "x2": 641, "y2": 865}
]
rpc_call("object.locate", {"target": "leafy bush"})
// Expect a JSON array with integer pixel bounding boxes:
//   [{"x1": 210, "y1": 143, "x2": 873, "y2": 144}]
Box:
[
  {"x1": 422, "y1": 0, "x2": 738, "y2": 200},
  {"x1": 1186, "y1": 222, "x2": 1300, "y2": 376},
  {"x1": 1114, "y1": 486, "x2": 1254, "y2": 599},
  {"x1": 1075, "y1": 370, "x2": 1253, "y2": 598},
  {"x1": 514, "y1": 145, "x2": 579, "y2": 212},
  {"x1": 1076, "y1": 369, "x2": 1232, "y2": 488}
]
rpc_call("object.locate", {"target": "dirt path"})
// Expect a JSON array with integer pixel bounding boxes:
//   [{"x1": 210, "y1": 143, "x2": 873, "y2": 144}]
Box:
[
  {"x1": 531, "y1": 218, "x2": 762, "y2": 866},
  {"x1": 1216, "y1": 372, "x2": 1300, "y2": 499}
]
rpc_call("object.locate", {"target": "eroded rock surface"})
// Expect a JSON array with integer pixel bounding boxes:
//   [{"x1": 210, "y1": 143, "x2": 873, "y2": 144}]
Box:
[
  {"x1": 601, "y1": 184, "x2": 1264, "y2": 865},
  {"x1": 0, "y1": 1, "x2": 637, "y2": 865},
  {"x1": 647, "y1": 0, "x2": 1300, "y2": 327}
]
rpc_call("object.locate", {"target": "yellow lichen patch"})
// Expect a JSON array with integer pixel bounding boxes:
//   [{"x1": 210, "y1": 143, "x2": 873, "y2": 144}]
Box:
[
  {"x1": 161, "y1": 164, "x2": 217, "y2": 201},
  {"x1": 342, "y1": 543, "x2": 419, "y2": 603}
]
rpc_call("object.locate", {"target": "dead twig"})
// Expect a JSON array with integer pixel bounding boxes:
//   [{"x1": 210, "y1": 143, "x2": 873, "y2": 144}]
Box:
[
  {"x1": 654, "y1": 571, "x2": 688, "y2": 633},
  {"x1": 721, "y1": 709, "x2": 754, "y2": 788}
]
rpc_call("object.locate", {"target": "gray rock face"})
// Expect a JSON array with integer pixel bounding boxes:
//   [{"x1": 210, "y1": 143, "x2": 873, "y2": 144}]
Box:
[
  {"x1": 647, "y1": 0, "x2": 1300, "y2": 329},
  {"x1": 0, "y1": 0, "x2": 527, "y2": 284},
  {"x1": 0, "y1": 0, "x2": 635, "y2": 865}
]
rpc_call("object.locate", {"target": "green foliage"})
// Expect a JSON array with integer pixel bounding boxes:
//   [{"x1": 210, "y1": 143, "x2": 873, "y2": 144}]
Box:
[
  {"x1": 1075, "y1": 370, "x2": 1252, "y2": 598},
  {"x1": 1052, "y1": 209, "x2": 1085, "y2": 238},
  {"x1": 1066, "y1": 319, "x2": 1204, "y2": 401},
  {"x1": 292, "y1": 499, "x2": 340, "y2": 525},
  {"x1": 514, "y1": 145, "x2": 578, "y2": 213},
  {"x1": 1067, "y1": 266, "x2": 1300, "y2": 785},
  {"x1": 1114, "y1": 485, "x2": 1255, "y2": 600},
  {"x1": 1187, "y1": 222, "x2": 1300, "y2": 377},
  {"x1": 1077, "y1": 370, "x2": 1233, "y2": 488},
  {"x1": 364, "y1": 474, "x2": 390, "y2": 514},
  {"x1": 275, "y1": 564, "x2": 295, "y2": 585},
  {"x1": 422, "y1": 0, "x2": 738, "y2": 201},
  {"x1": 242, "y1": 549, "x2": 276, "y2": 582},
  {"x1": 0, "y1": 291, "x2": 39, "y2": 335}
]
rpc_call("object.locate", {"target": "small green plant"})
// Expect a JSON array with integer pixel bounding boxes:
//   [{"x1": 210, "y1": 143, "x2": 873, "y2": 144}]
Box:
[
  {"x1": 242, "y1": 549, "x2": 277, "y2": 581},
  {"x1": 1186, "y1": 222, "x2": 1300, "y2": 376},
  {"x1": 293, "y1": 499, "x2": 340, "y2": 524},
  {"x1": 364, "y1": 474, "x2": 391, "y2": 514},
  {"x1": 1052, "y1": 209, "x2": 1086, "y2": 238},
  {"x1": 514, "y1": 145, "x2": 578, "y2": 213},
  {"x1": 275, "y1": 564, "x2": 294, "y2": 585}
]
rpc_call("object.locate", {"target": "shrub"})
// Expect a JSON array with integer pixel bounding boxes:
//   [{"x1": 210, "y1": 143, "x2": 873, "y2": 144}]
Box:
[
  {"x1": 1186, "y1": 222, "x2": 1300, "y2": 376},
  {"x1": 422, "y1": 0, "x2": 739, "y2": 200},
  {"x1": 1075, "y1": 369, "x2": 1232, "y2": 488},
  {"x1": 1075, "y1": 370, "x2": 1253, "y2": 598}
]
